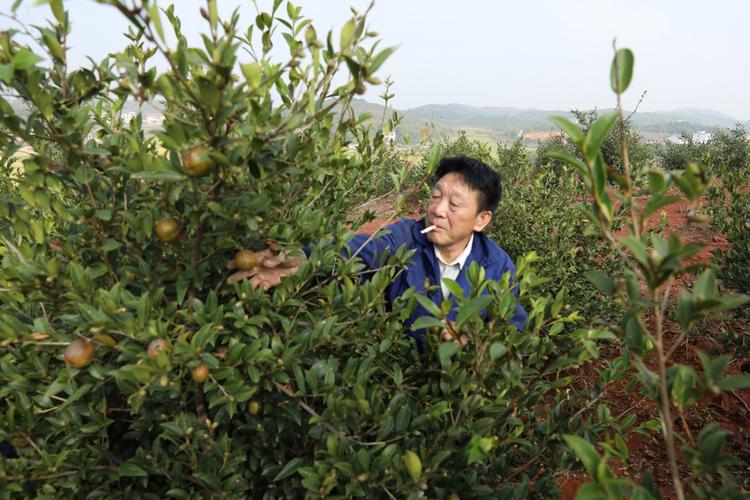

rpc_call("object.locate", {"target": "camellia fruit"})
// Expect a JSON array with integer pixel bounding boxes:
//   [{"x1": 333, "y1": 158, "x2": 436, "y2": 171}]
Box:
[
  {"x1": 235, "y1": 249, "x2": 257, "y2": 271},
  {"x1": 191, "y1": 364, "x2": 210, "y2": 383},
  {"x1": 403, "y1": 450, "x2": 422, "y2": 482},
  {"x1": 181, "y1": 146, "x2": 215, "y2": 177},
  {"x1": 147, "y1": 338, "x2": 170, "y2": 359},
  {"x1": 64, "y1": 338, "x2": 95, "y2": 368},
  {"x1": 248, "y1": 399, "x2": 262, "y2": 415},
  {"x1": 155, "y1": 218, "x2": 181, "y2": 242}
]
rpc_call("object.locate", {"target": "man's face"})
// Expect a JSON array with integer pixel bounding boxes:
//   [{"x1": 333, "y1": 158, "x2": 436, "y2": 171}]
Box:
[{"x1": 425, "y1": 172, "x2": 492, "y2": 249}]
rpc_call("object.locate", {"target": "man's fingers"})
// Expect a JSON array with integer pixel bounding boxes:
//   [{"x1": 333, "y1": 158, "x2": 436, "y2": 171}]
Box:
[
  {"x1": 441, "y1": 329, "x2": 468, "y2": 346},
  {"x1": 227, "y1": 259, "x2": 237, "y2": 271},
  {"x1": 282, "y1": 255, "x2": 306, "y2": 268},
  {"x1": 249, "y1": 275, "x2": 264, "y2": 289},
  {"x1": 262, "y1": 252, "x2": 286, "y2": 268},
  {"x1": 227, "y1": 270, "x2": 254, "y2": 284},
  {"x1": 253, "y1": 249, "x2": 275, "y2": 266}
]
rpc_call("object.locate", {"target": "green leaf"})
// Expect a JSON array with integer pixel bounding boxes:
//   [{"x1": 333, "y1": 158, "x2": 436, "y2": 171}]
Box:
[
  {"x1": 49, "y1": 0, "x2": 65, "y2": 24},
  {"x1": 584, "y1": 270, "x2": 615, "y2": 295},
  {"x1": 42, "y1": 31, "x2": 65, "y2": 62},
  {"x1": 610, "y1": 48, "x2": 634, "y2": 94},
  {"x1": 583, "y1": 112, "x2": 618, "y2": 160},
  {"x1": 415, "y1": 294, "x2": 441, "y2": 318},
  {"x1": 11, "y1": 49, "x2": 43, "y2": 70},
  {"x1": 411, "y1": 316, "x2": 444, "y2": 332},
  {"x1": 274, "y1": 458, "x2": 302, "y2": 481},
  {"x1": 148, "y1": 2, "x2": 165, "y2": 43},
  {"x1": 94, "y1": 208, "x2": 112, "y2": 221},
  {"x1": 340, "y1": 19, "x2": 356, "y2": 53},
  {"x1": 438, "y1": 342, "x2": 460, "y2": 368},
  {"x1": 118, "y1": 463, "x2": 148, "y2": 477},
  {"x1": 550, "y1": 116, "x2": 584, "y2": 145},
  {"x1": 455, "y1": 295, "x2": 492, "y2": 329},
  {"x1": 241, "y1": 62, "x2": 262, "y2": 89},
  {"x1": 426, "y1": 143, "x2": 441, "y2": 170},
  {"x1": 646, "y1": 170, "x2": 667, "y2": 195},
  {"x1": 692, "y1": 269, "x2": 716, "y2": 301},
  {"x1": 546, "y1": 151, "x2": 587, "y2": 176},
  {"x1": 208, "y1": 0, "x2": 218, "y2": 31},
  {"x1": 58, "y1": 383, "x2": 92, "y2": 410},
  {"x1": 489, "y1": 342, "x2": 507, "y2": 360},
  {"x1": 621, "y1": 236, "x2": 650, "y2": 269},
  {"x1": 575, "y1": 482, "x2": 609, "y2": 500},
  {"x1": 563, "y1": 434, "x2": 601, "y2": 477},
  {"x1": 0, "y1": 64, "x2": 12, "y2": 84},
  {"x1": 132, "y1": 170, "x2": 184, "y2": 182},
  {"x1": 369, "y1": 47, "x2": 394, "y2": 74},
  {"x1": 716, "y1": 375, "x2": 750, "y2": 391}
]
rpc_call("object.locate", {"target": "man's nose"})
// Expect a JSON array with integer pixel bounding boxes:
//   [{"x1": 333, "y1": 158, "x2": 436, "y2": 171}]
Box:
[{"x1": 433, "y1": 197, "x2": 450, "y2": 217}]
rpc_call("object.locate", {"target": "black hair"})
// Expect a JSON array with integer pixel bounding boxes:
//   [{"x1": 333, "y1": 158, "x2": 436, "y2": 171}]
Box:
[{"x1": 432, "y1": 156, "x2": 502, "y2": 213}]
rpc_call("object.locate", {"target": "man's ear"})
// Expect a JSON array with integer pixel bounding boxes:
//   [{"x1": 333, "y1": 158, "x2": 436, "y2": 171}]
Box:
[{"x1": 473, "y1": 210, "x2": 492, "y2": 232}]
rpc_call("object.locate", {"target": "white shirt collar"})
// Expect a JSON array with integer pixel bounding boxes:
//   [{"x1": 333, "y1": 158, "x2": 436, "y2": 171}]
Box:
[{"x1": 434, "y1": 233, "x2": 474, "y2": 269}]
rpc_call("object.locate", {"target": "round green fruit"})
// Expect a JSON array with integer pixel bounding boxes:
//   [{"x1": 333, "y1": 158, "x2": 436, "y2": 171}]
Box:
[
  {"x1": 147, "y1": 338, "x2": 170, "y2": 359},
  {"x1": 235, "y1": 249, "x2": 257, "y2": 271},
  {"x1": 191, "y1": 364, "x2": 210, "y2": 383},
  {"x1": 248, "y1": 399, "x2": 262, "y2": 415},
  {"x1": 64, "y1": 338, "x2": 95, "y2": 368},
  {"x1": 181, "y1": 146, "x2": 215, "y2": 177},
  {"x1": 155, "y1": 218, "x2": 181, "y2": 242}
]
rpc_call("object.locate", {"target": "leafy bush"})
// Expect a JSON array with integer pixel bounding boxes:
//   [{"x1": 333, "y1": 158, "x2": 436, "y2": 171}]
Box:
[
  {"x1": 490, "y1": 163, "x2": 622, "y2": 324},
  {"x1": 552, "y1": 47, "x2": 750, "y2": 499},
  {"x1": 705, "y1": 128, "x2": 750, "y2": 324},
  {"x1": 658, "y1": 125, "x2": 749, "y2": 174},
  {"x1": 0, "y1": 2, "x2": 600, "y2": 497},
  {"x1": 535, "y1": 109, "x2": 654, "y2": 191}
]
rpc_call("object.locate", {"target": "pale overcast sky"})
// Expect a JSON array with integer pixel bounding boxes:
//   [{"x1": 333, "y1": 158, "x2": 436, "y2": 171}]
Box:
[{"x1": 5, "y1": 0, "x2": 750, "y2": 119}]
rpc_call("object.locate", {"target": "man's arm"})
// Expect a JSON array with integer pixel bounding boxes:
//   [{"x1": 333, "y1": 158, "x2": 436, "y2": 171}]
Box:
[{"x1": 344, "y1": 220, "x2": 408, "y2": 271}]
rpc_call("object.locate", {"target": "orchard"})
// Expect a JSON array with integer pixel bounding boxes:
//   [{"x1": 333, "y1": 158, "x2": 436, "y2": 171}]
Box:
[{"x1": 1, "y1": 1, "x2": 749, "y2": 499}]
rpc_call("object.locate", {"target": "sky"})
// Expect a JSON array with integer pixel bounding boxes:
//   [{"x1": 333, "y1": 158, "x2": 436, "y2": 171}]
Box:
[{"x1": 4, "y1": 0, "x2": 750, "y2": 120}]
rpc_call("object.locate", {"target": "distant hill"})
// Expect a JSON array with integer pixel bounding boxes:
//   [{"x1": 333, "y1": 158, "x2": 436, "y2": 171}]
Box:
[
  {"x1": 350, "y1": 99, "x2": 749, "y2": 144},
  {"x1": 4, "y1": 94, "x2": 746, "y2": 145}
]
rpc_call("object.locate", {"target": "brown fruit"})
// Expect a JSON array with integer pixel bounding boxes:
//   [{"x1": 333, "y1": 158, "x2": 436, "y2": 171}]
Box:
[
  {"x1": 248, "y1": 399, "x2": 262, "y2": 415},
  {"x1": 191, "y1": 364, "x2": 210, "y2": 383},
  {"x1": 235, "y1": 249, "x2": 257, "y2": 271},
  {"x1": 147, "y1": 338, "x2": 170, "y2": 359},
  {"x1": 64, "y1": 338, "x2": 95, "y2": 368},
  {"x1": 155, "y1": 218, "x2": 181, "y2": 242},
  {"x1": 181, "y1": 146, "x2": 215, "y2": 177}
]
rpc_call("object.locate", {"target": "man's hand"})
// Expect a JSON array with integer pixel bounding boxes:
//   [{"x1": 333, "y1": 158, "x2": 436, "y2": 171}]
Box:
[
  {"x1": 227, "y1": 249, "x2": 306, "y2": 291},
  {"x1": 440, "y1": 319, "x2": 468, "y2": 346}
]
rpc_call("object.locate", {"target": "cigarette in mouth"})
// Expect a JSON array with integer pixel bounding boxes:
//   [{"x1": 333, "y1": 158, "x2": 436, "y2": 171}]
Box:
[{"x1": 420, "y1": 225, "x2": 436, "y2": 234}]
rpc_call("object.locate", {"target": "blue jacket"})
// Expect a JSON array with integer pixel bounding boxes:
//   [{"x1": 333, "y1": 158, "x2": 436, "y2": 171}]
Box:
[{"x1": 347, "y1": 218, "x2": 527, "y2": 339}]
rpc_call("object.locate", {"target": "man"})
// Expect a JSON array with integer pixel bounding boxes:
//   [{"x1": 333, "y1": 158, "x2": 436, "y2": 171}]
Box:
[{"x1": 230, "y1": 156, "x2": 527, "y2": 339}]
